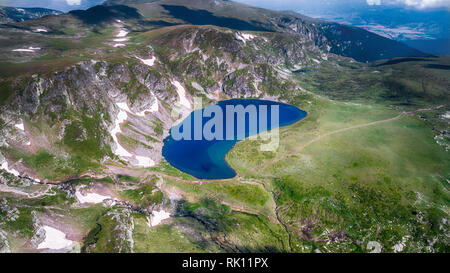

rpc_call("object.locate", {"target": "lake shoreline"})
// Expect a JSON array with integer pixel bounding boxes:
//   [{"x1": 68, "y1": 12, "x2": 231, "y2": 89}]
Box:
[{"x1": 161, "y1": 98, "x2": 308, "y2": 180}]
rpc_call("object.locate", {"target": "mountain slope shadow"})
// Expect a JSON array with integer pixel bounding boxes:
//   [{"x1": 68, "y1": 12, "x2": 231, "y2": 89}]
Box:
[
  {"x1": 69, "y1": 5, "x2": 141, "y2": 24},
  {"x1": 375, "y1": 57, "x2": 431, "y2": 67},
  {"x1": 161, "y1": 5, "x2": 271, "y2": 32},
  {"x1": 423, "y1": 64, "x2": 450, "y2": 70}
]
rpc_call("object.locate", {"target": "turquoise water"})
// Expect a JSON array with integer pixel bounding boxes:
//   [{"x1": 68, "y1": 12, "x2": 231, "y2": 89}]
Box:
[{"x1": 162, "y1": 99, "x2": 307, "y2": 179}]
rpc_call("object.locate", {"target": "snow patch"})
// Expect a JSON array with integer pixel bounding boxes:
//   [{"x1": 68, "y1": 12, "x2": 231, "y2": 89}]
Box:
[
  {"x1": 191, "y1": 82, "x2": 204, "y2": 93},
  {"x1": 110, "y1": 102, "x2": 157, "y2": 167},
  {"x1": 117, "y1": 101, "x2": 159, "y2": 117},
  {"x1": 12, "y1": 47, "x2": 41, "y2": 52},
  {"x1": 172, "y1": 81, "x2": 191, "y2": 108},
  {"x1": 112, "y1": 26, "x2": 129, "y2": 47},
  {"x1": 37, "y1": 226, "x2": 74, "y2": 250},
  {"x1": 136, "y1": 56, "x2": 156, "y2": 67},
  {"x1": 135, "y1": 99, "x2": 159, "y2": 117},
  {"x1": 34, "y1": 28, "x2": 48, "y2": 33},
  {"x1": 235, "y1": 32, "x2": 255, "y2": 44},
  {"x1": 274, "y1": 67, "x2": 291, "y2": 79},
  {"x1": 134, "y1": 155, "x2": 155, "y2": 168},
  {"x1": 75, "y1": 190, "x2": 112, "y2": 204},
  {"x1": 393, "y1": 236, "x2": 409, "y2": 253},
  {"x1": 149, "y1": 98, "x2": 159, "y2": 113},
  {"x1": 116, "y1": 29, "x2": 129, "y2": 38},
  {"x1": 111, "y1": 103, "x2": 133, "y2": 158},
  {"x1": 116, "y1": 102, "x2": 132, "y2": 113},
  {"x1": 0, "y1": 161, "x2": 20, "y2": 176},
  {"x1": 442, "y1": 111, "x2": 450, "y2": 119},
  {"x1": 15, "y1": 122, "x2": 24, "y2": 131},
  {"x1": 149, "y1": 210, "x2": 171, "y2": 227}
]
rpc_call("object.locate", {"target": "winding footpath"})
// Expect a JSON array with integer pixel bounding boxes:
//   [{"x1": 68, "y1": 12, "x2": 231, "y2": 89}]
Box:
[{"x1": 255, "y1": 105, "x2": 444, "y2": 171}]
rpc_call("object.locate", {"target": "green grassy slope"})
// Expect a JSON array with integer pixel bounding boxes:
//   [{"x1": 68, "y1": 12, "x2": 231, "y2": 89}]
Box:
[{"x1": 227, "y1": 91, "x2": 449, "y2": 252}]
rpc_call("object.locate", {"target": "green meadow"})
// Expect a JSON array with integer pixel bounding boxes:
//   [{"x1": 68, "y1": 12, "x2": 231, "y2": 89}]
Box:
[{"x1": 225, "y1": 93, "x2": 449, "y2": 252}]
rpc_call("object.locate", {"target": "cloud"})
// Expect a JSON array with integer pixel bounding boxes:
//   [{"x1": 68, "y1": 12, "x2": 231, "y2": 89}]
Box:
[
  {"x1": 236, "y1": 0, "x2": 450, "y2": 10},
  {"x1": 368, "y1": 0, "x2": 450, "y2": 9},
  {"x1": 66, "y1": 0, "x2": 82, "y2": 5},
  {"x1": 367, "y1": 0, "x2": 382, "y2": 5},
  {"x1": 400, "y1": 0, "x2": 450, "y2": 9}
]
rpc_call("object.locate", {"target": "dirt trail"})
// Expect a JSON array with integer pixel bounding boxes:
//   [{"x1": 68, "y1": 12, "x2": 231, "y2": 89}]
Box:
[
  {"x1": 0, "y1": 184, "x2": 52, "y2": 198},
  {"x1": 256, "y1": 105, "x2": 444, "y2": 170},
  {"x1": 241, "y1": 178, "x2": 293, "y2": 252}
]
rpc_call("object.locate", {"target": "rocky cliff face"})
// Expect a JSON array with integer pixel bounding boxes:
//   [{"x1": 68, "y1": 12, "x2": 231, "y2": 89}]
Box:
[
  {"x1": 151, "y1": 26, "x2": 327, "y2": 97},
  {"x1": 1, "y1": 58, "x2": 176, "y2": 181},
  {"x1": 0, "y1": 229, "x2": 10, "y2": 253},
  {"x1": 0, "y1": 24, "x2": 337, "y2": 182},
  {"x1": 0, "y1": 7, "x2": 62, "y2": 24},
  {"x1": 104, "y1": 0, "x2": 425, "y2": 62},
  {"x1": 1, "y1": 21, "x2": 337, "y2": 180}
]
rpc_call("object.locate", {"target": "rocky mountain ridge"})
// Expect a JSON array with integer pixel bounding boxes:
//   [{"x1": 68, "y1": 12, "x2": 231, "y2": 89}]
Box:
[
  {"x1": 0, "y1": 6, "x2": 62, "y2": 24},
  {"x1": 0, "y1": 23, "x2": 333, "y2": 182}
]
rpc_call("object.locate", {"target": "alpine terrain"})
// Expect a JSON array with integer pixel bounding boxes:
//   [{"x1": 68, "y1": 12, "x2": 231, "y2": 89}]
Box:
[{"x1": 0, "y1": 0, "x2": 448, "y2": 253}]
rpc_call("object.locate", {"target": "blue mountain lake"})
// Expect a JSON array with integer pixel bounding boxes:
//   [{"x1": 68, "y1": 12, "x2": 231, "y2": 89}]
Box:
[{"x1": 162, "y1": 99, "x2": 307, "y2": 179}]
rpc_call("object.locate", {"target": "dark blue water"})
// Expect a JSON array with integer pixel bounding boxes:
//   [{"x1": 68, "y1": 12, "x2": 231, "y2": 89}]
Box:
[{"x1": 162, "y1": 99, "x2": 307, "y2": 179}]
